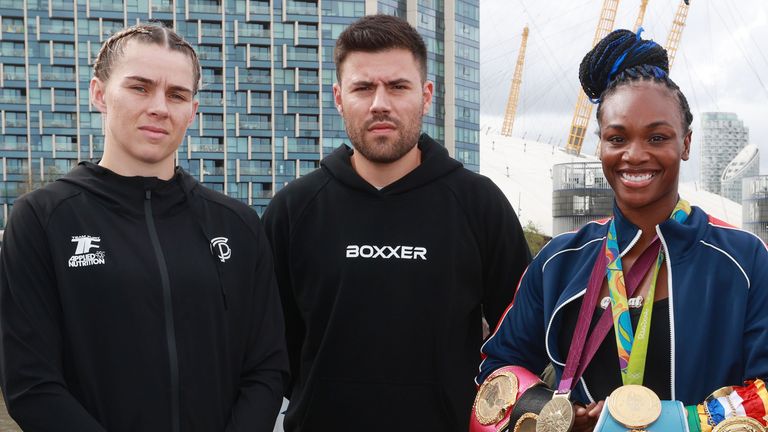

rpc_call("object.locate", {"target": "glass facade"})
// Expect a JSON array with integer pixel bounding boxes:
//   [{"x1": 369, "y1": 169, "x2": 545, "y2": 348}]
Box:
[
  {"x1": 742, "y1": 176, "x2": 768, "y2": 242},
  {"x1": 720, "y1": 144, "x2": 759, "y2": 204},
  {"x1": 0, "y1": 0, "x2": 479, "y2": 228},
  {"x1": 552, "y1": 162, "x2": 613, "y2": 235},
  {"x1": 700, "y1": 112, "x2": 750, "y2": 196}
]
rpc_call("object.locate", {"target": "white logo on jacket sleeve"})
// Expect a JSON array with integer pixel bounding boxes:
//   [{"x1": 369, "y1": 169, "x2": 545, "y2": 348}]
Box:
[
  {"x1": 210, "y1": 237, "x2": 232, "y2": 262},
  {"x1": 68, "y1": 235, "x2": 106, "y2": 267},
  {"x1": 345, "y1": 245, "x2": 427, "y2": 260}
]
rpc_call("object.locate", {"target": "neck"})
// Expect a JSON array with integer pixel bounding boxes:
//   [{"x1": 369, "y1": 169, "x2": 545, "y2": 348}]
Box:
[
  {"x1": 99, "y1": 152, "x2": 175, "y2": 180},
  {"x1": 619, "y1": 194, "x2": 680, "y2": 243},
  {"x1": 351, "y1": 144, "x2": 421, "y2": 189}
]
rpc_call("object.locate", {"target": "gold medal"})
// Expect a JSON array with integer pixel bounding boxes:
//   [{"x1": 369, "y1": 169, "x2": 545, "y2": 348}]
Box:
[
  {"x1": 607, "y1": 385, "x2": 661, "y2": 429},
  {"x1": 535, "y1": 394, "x2": 574, "y2": 432},
  {"x1": 712, "y1": 416, "x2": 767, "y2": 432},
  {"x1": 473, "y1": 371, "x2": 519, "y2": 425},
  {"x1": 513, "y1": 412, "x2": 538, "y2": 432}
]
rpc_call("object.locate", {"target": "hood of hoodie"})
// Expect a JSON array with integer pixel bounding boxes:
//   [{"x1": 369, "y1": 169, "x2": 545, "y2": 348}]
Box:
[
  {"x1": 57, "y1": 161, "x2": 198, "y2": 218},
  {"x1": 320, "y1": 133, "x2": 463, "y2": 195}
]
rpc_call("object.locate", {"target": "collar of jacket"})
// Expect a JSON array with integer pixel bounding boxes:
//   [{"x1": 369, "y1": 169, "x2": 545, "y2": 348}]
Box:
[
  {"x1": 58, "y1": 161, "x2": 196, "y2": 218},
  {"x1": 610, "y1": 200, "x2": 708, "y2": 262},
  {"x1": 320, "y1": 133, "x2": 462, "y2": 196}
]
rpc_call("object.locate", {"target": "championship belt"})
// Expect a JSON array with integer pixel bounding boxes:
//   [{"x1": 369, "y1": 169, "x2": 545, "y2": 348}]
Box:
[
  {"x1": 470, "y1": 366, "x2": 544, "y2": 432},
  {"x1": 594, "y1": 385, "x2": 689, "y2": 431}
]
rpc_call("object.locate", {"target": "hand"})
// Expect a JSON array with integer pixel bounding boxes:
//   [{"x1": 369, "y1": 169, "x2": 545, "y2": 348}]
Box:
[{"x1": 572, "y1": 400, "x2": 604, "y2": 432}]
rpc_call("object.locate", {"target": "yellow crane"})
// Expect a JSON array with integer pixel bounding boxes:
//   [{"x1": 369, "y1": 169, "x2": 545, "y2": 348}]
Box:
[
  {"x1": 665, "y1": 0, "x2": 691, "y2": 70},
  {"x1": 634, "y1": 0, "x2": 650, "y2": 31},
  {"x1": 501, "y1": 26, "x2": 530, "y2": 137},
  {"x1": 564, "y1": 0, "x2": 621, "y2": 155}
]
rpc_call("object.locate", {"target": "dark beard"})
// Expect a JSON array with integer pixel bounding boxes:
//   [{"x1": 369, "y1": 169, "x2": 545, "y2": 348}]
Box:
[{"x1": 346, "y1": 113, "x2": 422, "y2": 164}]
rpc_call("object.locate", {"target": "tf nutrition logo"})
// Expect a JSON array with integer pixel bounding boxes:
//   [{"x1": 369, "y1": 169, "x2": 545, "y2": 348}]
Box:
[{"x1": 68, "y1": 235, "x2": 106, "y2": 268}]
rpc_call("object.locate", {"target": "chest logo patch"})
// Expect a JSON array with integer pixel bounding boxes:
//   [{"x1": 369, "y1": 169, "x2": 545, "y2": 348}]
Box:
[
  {"x1": 345, "y1": 244, "x2": 427, "y2": 260},
  {"x1": 210, "y1": 237, "x2": 232, "y2": 262},
  {"x1": 68, "y1": 235, "x2": 106, "y2": 268}
]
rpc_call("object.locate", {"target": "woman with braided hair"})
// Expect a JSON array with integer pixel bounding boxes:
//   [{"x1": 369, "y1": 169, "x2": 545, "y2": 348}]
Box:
[{"x1": 472, "y1": 29, "x2": 768, "y2": 432}]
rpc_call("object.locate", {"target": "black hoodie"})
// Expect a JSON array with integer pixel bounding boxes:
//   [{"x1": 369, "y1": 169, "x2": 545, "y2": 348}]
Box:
[
  {"x1": 0, "y1": 162, "x2": 288, "y2": 431},
  {"x1": 263, "y1": 134, "x2": 531, "y2": 431}
]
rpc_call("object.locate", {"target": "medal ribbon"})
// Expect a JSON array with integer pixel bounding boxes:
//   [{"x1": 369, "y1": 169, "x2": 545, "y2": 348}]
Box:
[
  {"x1": 557, "y1": 198, "x2": 691, "y2": 393},
  {"x1": 606, "y1": 199, "x2": 690, "y2": 385}
]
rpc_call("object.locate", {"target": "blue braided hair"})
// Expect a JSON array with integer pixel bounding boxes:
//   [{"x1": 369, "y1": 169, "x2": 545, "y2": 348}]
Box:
[{"x1": 579, "y1": 28, "x2": 693, "y2": 131}]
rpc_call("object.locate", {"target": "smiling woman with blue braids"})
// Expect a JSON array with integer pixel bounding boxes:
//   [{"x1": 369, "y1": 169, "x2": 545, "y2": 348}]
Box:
[{"x1": 471, "y1": 29, "x2": 768, "y2": 432}]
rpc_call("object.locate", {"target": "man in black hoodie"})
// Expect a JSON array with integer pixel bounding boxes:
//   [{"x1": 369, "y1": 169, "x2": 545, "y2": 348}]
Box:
[
  {"x1": 263, "y1": 15, "x2": 531, "y2": 431},
  {"x1": 0, "y1": 24, "x2": 288, "y2": 431}
]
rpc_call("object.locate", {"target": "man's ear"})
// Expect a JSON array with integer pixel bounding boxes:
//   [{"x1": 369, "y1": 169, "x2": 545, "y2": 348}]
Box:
[
  {"x1": 422, "y1": 80, "x2": 434, "y2": 115},
  {"x1": 333, "y1": 82, "x2": 343, "y2": 114},
  {"x1": 90, "y1": 77, "x2": 108, "y2": 114}
]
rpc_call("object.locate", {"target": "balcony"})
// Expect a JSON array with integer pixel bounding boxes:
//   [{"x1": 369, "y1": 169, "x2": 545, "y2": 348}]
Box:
[
  {"x1": 240, "y1": 120, "x2": 270, "y2": 130},
  {"x1": 190, "y1": 143, "x2": 224, "y2": 152}
]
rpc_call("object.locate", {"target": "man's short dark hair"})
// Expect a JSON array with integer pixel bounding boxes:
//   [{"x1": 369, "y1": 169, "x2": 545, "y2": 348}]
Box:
[{"x1": 334, "y1": 14, "x2": 428, "y2": 83}]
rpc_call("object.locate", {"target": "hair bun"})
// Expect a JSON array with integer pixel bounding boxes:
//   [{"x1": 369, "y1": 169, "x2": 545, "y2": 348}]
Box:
[{"x1": 578, "y1": 28, "x2": 669, "y2": 102}]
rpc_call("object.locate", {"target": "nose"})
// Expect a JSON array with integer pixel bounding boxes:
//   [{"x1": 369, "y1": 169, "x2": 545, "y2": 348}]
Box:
[
  {"x1": 622, "y1": 140, "x2": 649, "y2": 164},
  {"x1": 147, "y1": 91, "x2": 169, "y2": 118},
  {"x1": 369, "y1": 85, "x2": 391, "y2": 114}
]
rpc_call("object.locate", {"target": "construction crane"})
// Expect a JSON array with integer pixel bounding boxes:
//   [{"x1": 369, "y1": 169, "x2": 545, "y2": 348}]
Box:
[
  {"x1": 564, "y1": 0, "x2": 621, "y2": 155},
  {"x1": 665, "y1": 0, "x2": 691, "y2": 70},
  {"x1": 634, "y1": 0, "x2": 649, "y2": 31},
  {"x1": 501, "y1": 26, "x2": 529, "y2": 137}
]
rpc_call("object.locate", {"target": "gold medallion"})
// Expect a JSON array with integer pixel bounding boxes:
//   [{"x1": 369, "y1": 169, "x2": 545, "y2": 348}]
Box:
[
  {"x1": 712, "y1": 416, "x2": 767, "y2": 432},
  {"x1": 513, "y1": 412, "x2": 539, "y2": 432},
  {"x1": 474, "y1": 371, "x2": 519, "y2": 425},
  {"x1": 607, "y1": 385, "x2": 662, "y2": 428},
  {"x1": 535, "y1": 395, "x2": 574, "y2": 432}
]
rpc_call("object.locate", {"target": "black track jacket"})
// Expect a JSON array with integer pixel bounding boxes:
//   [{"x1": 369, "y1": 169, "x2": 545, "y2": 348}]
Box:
[
  {"x1": 0, "y1": 162, "x2": 288, "y2": 431},
  {"x1": 263, "y1": 134, "x2": 531, "y2": 431}
]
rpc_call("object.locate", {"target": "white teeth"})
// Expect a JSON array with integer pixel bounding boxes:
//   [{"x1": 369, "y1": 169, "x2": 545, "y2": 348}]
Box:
[{"x1": 621, "y1": 172, "x2": 654, "y2": 182}]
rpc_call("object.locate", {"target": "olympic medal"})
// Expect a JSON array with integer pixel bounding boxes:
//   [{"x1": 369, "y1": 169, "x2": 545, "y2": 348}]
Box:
[
  {"x1": 474, "y1": 372, "x2": 519, "y2": 425},
  {"x1": 712, "y1": 416, "x2": 767, "y2": 432},
  {"x1": 607, "y1": 385, "x2": 662, "y2": 428},
  {"x1": 535, "y1": 396, "x2": 574, "y2": 432}
]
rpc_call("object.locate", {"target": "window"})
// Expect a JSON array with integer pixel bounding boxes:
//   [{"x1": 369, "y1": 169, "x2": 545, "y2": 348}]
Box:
[
  {"x1": 2, "y1": 17, "x2": 25, "y2": 34},
  {"x1": 202, "y1": 67, "x2": 223, "y2": 84},
  {"x1": 3, "y1": 64, "x2": 25, "y2": 81},
  {"x1": 239, "y1": 22, "x2": 269, "y2": 38},
  {"x1": 250, "y1": 45, "x2": 270, "y2": 62},
  {"x1": 298, "y1": 23, "x2": 318, "y2": 39},
  {"x1": 298, "y1": 69, "x2": 318, "y2": 85},
  {"x1": 240, "y1": 68, "x2": 269, "y2": 84},
  {"x1": 200, "y1": 21, "x2": 222, "y2": 37},
  {"x1": 41, "y1": 18, "x2": 74, "y2": 34},
  {"x1": 4, "y1": 112, "x2": 27, "y2": 128}
]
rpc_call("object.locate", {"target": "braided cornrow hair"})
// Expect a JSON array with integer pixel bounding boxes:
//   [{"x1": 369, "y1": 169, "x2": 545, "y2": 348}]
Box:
[
  {"x1": 579, "y1": 28, "x2": 693, "y2": 132},
  {"x1": 93, "y1": 22, "x2": 201, "y2": 94}
]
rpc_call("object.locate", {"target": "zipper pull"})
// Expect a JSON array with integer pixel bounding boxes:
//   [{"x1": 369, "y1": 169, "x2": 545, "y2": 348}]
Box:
[{"x1": 145, "y1": 189, "x2": 151, "y2": 200}]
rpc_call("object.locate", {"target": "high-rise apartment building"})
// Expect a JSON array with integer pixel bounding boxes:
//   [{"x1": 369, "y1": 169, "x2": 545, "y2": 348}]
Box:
[
  {"x1": 700, "y1": 112, "x2": 750, "y2": 195},
  {"x1": 0, "y1": 0, "x2": 479, "y2": 228}
]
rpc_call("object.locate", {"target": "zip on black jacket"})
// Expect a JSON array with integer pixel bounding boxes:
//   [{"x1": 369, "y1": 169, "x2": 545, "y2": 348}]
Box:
[
  {"x1": 0, "y1": 162, "x2": 288, "y2": 431},
  {"x1": 263, "y1": 134, "x2": 531, "y2": 431}
]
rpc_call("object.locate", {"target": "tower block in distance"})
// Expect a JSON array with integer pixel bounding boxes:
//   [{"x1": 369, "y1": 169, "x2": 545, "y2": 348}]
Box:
[
  {"x1": 501, "y1": 26, "x2": 529, "y2": 137},
  {"x1": 564, "y1": 0, "x2": 621, "y2": 155}
]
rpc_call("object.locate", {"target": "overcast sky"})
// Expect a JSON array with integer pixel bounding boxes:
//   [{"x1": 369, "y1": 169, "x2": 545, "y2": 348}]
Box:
[{"x1": 479, "y1": 0, "x2": 768, "y2": 183}]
